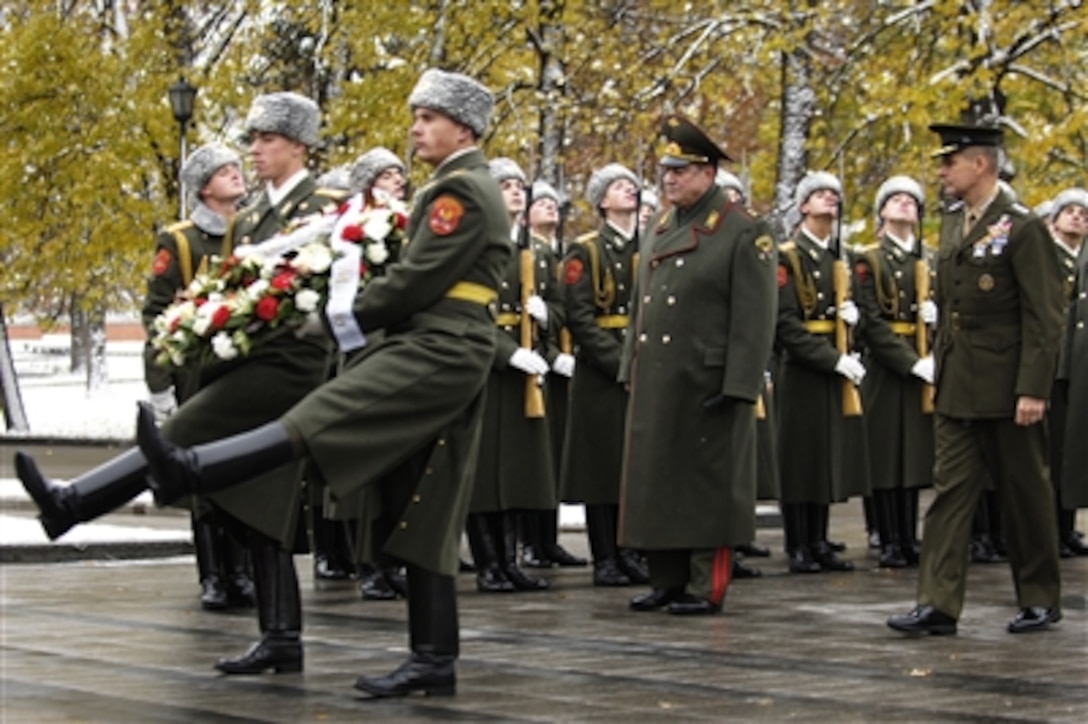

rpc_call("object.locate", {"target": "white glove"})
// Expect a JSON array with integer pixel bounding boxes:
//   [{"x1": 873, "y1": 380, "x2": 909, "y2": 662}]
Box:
[
  {"x1": 838, "y1": 299, "x2": 860, "y2": 327},
  {"x1": 552, "y1": 353, "x2": 575, "y2": 378},
  {"x1": 526, "y1": 295, "x2": 549, "y2": 328},
  {"x1": 911, "y1": 355, "x2": 935, "y2": 384},
  {"x1": 834, "y1": 353, "x2": 866, "y2": 385},
  {"x1": 294, "y1": 311, "x2": 326, "y2": 339},
  {"x1": 149, "y1": 387, "x2": 178, "y2": 423},
  {"x1": 920, "y1": 300, "x2": 938, "y2": 325},
  {"x1": 509, "y1": 348, "x2": 550, "y2": 376}
]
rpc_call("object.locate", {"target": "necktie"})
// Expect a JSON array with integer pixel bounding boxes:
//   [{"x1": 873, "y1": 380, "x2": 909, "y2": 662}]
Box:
[{"x1": 964, "y1": 211, "x2": 978, "y2": 235}]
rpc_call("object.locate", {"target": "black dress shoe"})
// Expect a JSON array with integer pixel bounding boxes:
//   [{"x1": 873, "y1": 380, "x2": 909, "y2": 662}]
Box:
[
  {"x1": 1059, "y1": 542, "x2": 1076, "y2": 559},
  {"x1": 593, "y1": 558, "x2": 632, "y2": 587},
  {"x1": 1065, "y1": 534, "x2": 1088, "y2": 556},
  {"x1": 618, "y1": 549, "x2": 650, "y2": 584},
  {"x1": 830, "y1": 538, "x2": 849, "y2": 553},
  {"x1": 813, "y1": 542, "x2": 854, "y2": 572},
  {"x1": 1007, "y1": 607, "x2": 1062, "y2": 634},
  {"x1": 629, "y1": 587, "x2": 684, "y2": 611},
  {"x1": 215, "y1": 636, "x2": 303, "y2": 674},
  {"x1": 360, "y1": 569, "x2": 399, "y2": 600},
  {"x1": 354, "y1": 653, "x2": 456, "y2": 698},
  {"x1": 475, "y1": 566, "x2": 515, "y2": 593},
  {"x1": 226, "y1": 573, "x2": 256, "y2": 608},
  {"x1": 736, "y1": 542, "x2": 771, "y2": 558},
  {"x1": 314, "y1": 555, "x2": 350, "y2": 581},
  {"x1": 459, "y1": 558, "x2": 475, "y2": 573},
  {"x1": 970, "y1": 537, "x2": 1006, "y2": 564},
  {"x1": 385, "y1": 567, "x2": 408, "y2": 598},
  {"x1": 866, "y1": 532, "x2": 880, "y2": 550},
  {"x1": 788, "y1": 548, "x2": 822, "y2": 574},
  {"x1": 878, "y1": 545, "x2": 909, "y2": 569},
  {"x1": 886, "y1": 605, "x2": 957, "y2": 636},
  {"x1": 503, "y1": 564, "x2": 549, "y2": 591},
  {"x1": 667, "y1": 593, "x2": 722, "y2": 615},
  {"x1": 732, "y1": 559, "x2": 762, "y2": 579},
  {"x1": 520, "y1": 545, "x2": 554, "y2": 569},
  {"x1": 200, "y1": 575, "x2": 229, "y2": 611},
  {"x1": 543, "y1": 543, "x2": 588, "y2": 567}
]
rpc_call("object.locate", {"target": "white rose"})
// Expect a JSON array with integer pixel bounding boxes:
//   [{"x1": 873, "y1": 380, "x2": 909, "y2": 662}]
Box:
[
  {"x1": 365, "y1": 241, "x2": 390, "y2": 265},
  {"x1": 295, "y1": 288, "x2": 321, "y2": 313},
  {"x1": 246, "y1": 279, "x2": 269, "y2": 299},
  {"x1": 293, "y1": 243, "x2": 333, "y2": 275},
  {"x1": 192, "y1": 303, "x2": 217, "y2": 336},
  {"x1": 211, "y1": 331, "x2": 239, "y2": 360},
  {"x1": 363, "y1": 211, "x2": 393, "y2": 243}
]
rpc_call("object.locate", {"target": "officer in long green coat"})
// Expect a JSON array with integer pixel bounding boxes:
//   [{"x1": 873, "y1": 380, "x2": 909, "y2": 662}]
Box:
[
  {"x1": 560, "y1": 162, "x2": 649, "y2": 587},
  {"x1": 888, "y1": 123, "x2": 1064, "y2": 637},
  {"x1": 140, "y1": 143, "x2": 254, "y2": 611},
  {"x1": 854, "y1": 175, "x2": 936, "y2": 569},
  {"x1": 775, "y1": 172, "x2": 867, "y2": 574},
  {"x1": 619, "y1": 115, "x2": 777, "y2": 615},
  {"x1": 1048, "y1": 188, "x2": 1088, "y2": 555}
]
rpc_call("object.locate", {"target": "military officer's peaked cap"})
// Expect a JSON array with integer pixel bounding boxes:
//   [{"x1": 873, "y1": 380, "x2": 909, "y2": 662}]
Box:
[
  {"x1": 659, "y1": 114, "x2": 731, "y2": 167},
  {"x1": 928, "y1": 123, "x2": 1004, "y2": 157}
]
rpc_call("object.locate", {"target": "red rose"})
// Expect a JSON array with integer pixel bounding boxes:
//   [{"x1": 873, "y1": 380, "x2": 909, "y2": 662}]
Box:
[
  {"x1": 338, "y1": 201, "x2": 351, "y2": 215},
  {"x1": 169, "y1": 317, "x2": 181, "y2": 333},
  {"x1": 341, "y1": 224, "x2": 364, "y2": 242},
  {"x1": 255, "y1": 296, "x2": 279, "y2": 321},
  {"x1": 210, "y1": 305, "x2": 231, "y2": 330},
  {"x1": 394, "y1": 212, "x2": 408, "y2": 230},
  {"x1": 219, "y1": 256, "x2": 239, "y2": 274},
  {"x1": 271, "y1": 270, "x2": 296, "y2": 291},
  {"x1": 194, "y1": 297, "x2": 207, "y2": 307}
]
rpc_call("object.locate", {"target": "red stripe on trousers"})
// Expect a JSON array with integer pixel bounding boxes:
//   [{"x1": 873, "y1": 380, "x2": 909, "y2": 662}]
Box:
[{"x1": 710, "y1": 547, "x2": 731, "y2": 604}]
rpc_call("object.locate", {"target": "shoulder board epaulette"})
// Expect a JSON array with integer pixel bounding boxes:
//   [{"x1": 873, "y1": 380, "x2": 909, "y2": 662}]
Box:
[
  {"x1": 945, "y1": 200, "x2": 965, "y2": 212},
  {"x1": 316, "y1": 187, "x2": 350, "y2": 200},
  {"x1": 164, "y1": 220, "x2": 194, "y2": 233},
  {"x1": 1010, "y1": 202, "x2": 1029, "y2": 216},
  {"x1": 575, "y1": 231, "x2": 599, "y2": 245},
  {"x1": 778, "y1": 240, "x2": 796, "y2": 252}
]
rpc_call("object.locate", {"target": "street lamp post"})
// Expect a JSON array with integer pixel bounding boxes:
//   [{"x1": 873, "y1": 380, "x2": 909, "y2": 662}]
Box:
[{"x1": 168, "y1": 76, "x2": 198, "y2": 220}]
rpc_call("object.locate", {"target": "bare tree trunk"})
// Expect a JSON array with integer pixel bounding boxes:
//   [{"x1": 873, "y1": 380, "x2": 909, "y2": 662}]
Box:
[
  {"x1": 0, "y1": 304, "x2": 30, "y2": 432},
  {"x1": 771, "y1": 47, "x2": 816, "y2": 240},
  {"x1": 86, "y1": 308, "x2": 109, "y2": 394},
  {"x1": 69, "y1": 301, "x2": 87, "y2": 375},
  {"x1": 535, "y1": 0, "x2": 565, "y2": 185}
]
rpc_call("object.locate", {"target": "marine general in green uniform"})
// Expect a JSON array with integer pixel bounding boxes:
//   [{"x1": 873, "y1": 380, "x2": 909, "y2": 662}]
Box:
[
  {"x1": 619, "y1": 115, "x2": 777, "y2": 615},
  {"x1": 888, "y1": 123, "x2": 1064, "y2": 637}
]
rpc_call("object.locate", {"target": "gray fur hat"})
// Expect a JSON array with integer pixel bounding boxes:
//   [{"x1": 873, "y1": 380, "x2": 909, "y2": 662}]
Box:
[
  {"x1": 874, "y1": 175, "x2": 924, "y2": 221},
  {"x1": 1050, "y1": 188, "x2": 1088, "y2": 223},
  {"x1": 530, "y1": 180, "x2": 560, "y2": 206},
  {"x1": 586, "y1": 163, "x2": 638, "y2": 210},
  {"x1": 716, "y1": 169, "x2": 745, "y2": 198},
  {"x1": 243, "y1": 92, "x2": 320, "y2": 146},
  {"x1": 408, "y1": 68, "x2": 494, "y2": 137},
  {"x1": 349, "y1": 147, "x2": 405, "y2": 194},
  {"x1": 1033, "y1": 199, "x2": 1054, "y2": 219},
  {"x1": 640, "y1": 187, "x2": 659, "y2": 211},
  {"x1": 181, "y1": 143, "x2": 240, "y2": 204},
  {"x1": 488, "y1": 157, "x2": 526, "y2": 185},
  {"x1": 315, "y1": 165, "x2": 351, "y2": 191},
  {"x1": 795, "y1": 171, "x2": 843, "y2": 208}
]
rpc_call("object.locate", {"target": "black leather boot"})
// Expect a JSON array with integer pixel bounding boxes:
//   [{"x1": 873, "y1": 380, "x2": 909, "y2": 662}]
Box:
[
  {"x1": 311, "y1": 510, "x2": 351, "y2": 581},
  {"x1": 359, "y1": 563, "x2": 399, "y2": 600},
  {"x1": 875, "y1": 490, "x2": 908, "y2": 569},
  {"x1": 501, "y1": 512, "x2": 548, "y2": 590},
  {"x1": 618, "y1": 548, "x2": 650, "y2": 584},
  {"x1": 538, "y1": 510, "x2": 587, "y2": 567},
  {"x1": 135, "y1": 403, "x2": 297, "y2": 506},
  {"x1": 193, "y1": 512, "x2": 229, "y2": 610},
  {"x1": 783, "y1": 503, "x2": 820, "y2": 573},
  {"x1": 15, "y1": 448, "x2": 151, "y2": 540},
  {"x1": 810, "y1": 504, "x2": 853, "y2": 572},
  {"x1": 215, "y1": 534, "x2": 302, "y2": 675},
  {"x1": 899, "y1": 488, "x2": 921, "y2": 565},
  {"x1": 519, "y1": 511, "x2": 553, "y2": 568},
  {"x1": 586, "y1": 504, "x2": 631, "y2": 586},
  {"x1": 863, "y1": 496, "x2": 880, "y2": 549},
  {"x1": 355, "y1": 565, "x2": 457, "y2": 697},
  {"x1": 465, "y1": 513, "x2": 514, "y2": 592},
  {"x1": 223, "y1": 529, "x2": 256, "y2": 608}
]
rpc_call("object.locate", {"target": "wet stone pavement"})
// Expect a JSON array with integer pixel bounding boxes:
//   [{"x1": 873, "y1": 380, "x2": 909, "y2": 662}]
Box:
[{"x1": 1, "y1": 504, "x2": 1086, "y2": 723}]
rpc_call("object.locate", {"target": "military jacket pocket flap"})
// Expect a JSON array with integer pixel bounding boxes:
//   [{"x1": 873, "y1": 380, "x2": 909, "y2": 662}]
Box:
[{"x1": 703, "y1": 347, "x2": 726, "y2": 367}]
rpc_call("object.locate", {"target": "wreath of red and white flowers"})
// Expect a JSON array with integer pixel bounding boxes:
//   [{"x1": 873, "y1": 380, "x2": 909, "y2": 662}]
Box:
[{"x1": 151, "y1": 192, "x2": 408, "y2": 368}]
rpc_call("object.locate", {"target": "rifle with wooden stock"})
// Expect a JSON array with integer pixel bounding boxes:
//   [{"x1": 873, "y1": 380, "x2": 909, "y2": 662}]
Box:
[
  {"x1": 915, "y1": 258, "x2": 935, "y2": 413},
  {"x1": 832, "y1": 258, "x2": 863, "y2": 417},
  {"x1": 518, "y1": 184, "x2": 546, "y2": 418}
]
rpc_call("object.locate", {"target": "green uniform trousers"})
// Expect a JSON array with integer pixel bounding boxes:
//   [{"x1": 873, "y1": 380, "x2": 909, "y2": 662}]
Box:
[
  {"x1": 646, "y1": 548, "x2": 732, "y2": 604},
  {"x1": 918, "y1": 414, "x2": 1061, "y2": 617}
]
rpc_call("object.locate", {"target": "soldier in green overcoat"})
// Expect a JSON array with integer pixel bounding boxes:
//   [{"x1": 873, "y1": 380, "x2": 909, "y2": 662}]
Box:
[
  {"x1": 888, "y1": 124, "x2": 1064, "y2": 637},
  {"x1": 140, "y1": 143, "x2": 255, "y2": 611},
  {"x1": 854, "y1": 175, "x2": 936, "y2": 569},
  {"x1": 560, "y1": 162, "x2": 649, "y2": 587},
  {"x1": 619, "y1": 116, "x2": 777, "y2": 615},
  {"x1": 774, "y1": 172, "x2": 867, "y2": 574},
  {"x1": 1048, "y1": 189, "x2": 1088, "y2": 555}
]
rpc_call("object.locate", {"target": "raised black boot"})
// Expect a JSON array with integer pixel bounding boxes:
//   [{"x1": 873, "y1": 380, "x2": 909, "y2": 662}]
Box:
[
  {"x1": 465, "y1": 513, "x2": 514, "y2": 593},
  {"x1": 15, "y1": 448, "x2": 150, "y2": 540},
  {"x1": 193, "y1": 512, "x2": 229, "y2": 610},
  {"x1": 501, "y1": 512, "x2": 549, "y2": 590},
  {"x1": 215, "y1": 533, "x2": 303, "y2": 675},
  {"x1": 355, "y1": 565, "x2": 458, "y2": 697},
  {"x1": 811, "y1": 504, "x2": 853, "y2": 572},
  {"x1": 586, "y1": 504, "x2": 631, "y2": 586},
  {"x1": 135, "y1": 402, "x2": 299, "y2": 505},
  {"x1": 783, "y1": 503, "x2": 820, "y2": 573},
  {"x1": 875, "y1": 490, "x2": 908, "y2": 569}
]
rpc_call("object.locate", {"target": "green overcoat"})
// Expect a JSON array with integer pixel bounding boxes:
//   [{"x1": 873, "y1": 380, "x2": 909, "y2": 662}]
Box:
[
  {"x1": 162, "y1": 176, "x2": 343, "y2": 545},
  {"x1": 618, "y1": 186, "x2": 777, "y2": 550},
  {"x1": 1058, "y1": 242, "x2": 1088, "y2": 506},
  {"x1": 283, "y1": 149, "x2": 512, "y2": 576}
]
